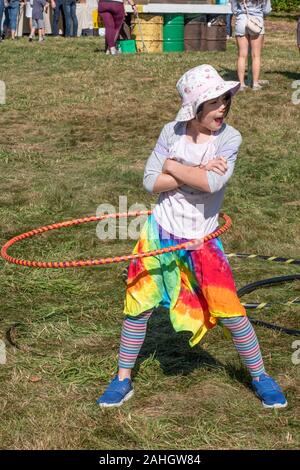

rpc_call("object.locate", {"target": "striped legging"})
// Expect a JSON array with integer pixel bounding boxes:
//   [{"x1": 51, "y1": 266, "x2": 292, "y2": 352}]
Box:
[{"x1": 118, "y1": 311, "x2": 265, "y2": 378}]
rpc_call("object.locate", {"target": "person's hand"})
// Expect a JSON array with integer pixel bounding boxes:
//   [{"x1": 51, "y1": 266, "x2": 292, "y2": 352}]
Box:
[
  {"x1": 131, "y1": 3, "x2": 138, "y2": 16},
  {"x1": 162, "y1": 158, "x2": 178, "y2": 174},
  {"x1": 51, "y1": 0, "x2": 56, "y2": 9},
  {"x1": 203, "y1": 157, "x2": 228, "y2": 175}
]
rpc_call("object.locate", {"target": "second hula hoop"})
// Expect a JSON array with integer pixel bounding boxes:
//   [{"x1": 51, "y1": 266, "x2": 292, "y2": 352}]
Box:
[{"x1": 1, "y1": 211, "x2": 232, "y2": 269}]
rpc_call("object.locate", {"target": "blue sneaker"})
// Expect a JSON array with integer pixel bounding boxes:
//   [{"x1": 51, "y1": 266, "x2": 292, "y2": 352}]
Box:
[
  {"x1": 252, "y1": 374, "x2": 287, "y2": 409},
  {"x1": 96, "y1": 376, "x2": 134, "y2": 408}
]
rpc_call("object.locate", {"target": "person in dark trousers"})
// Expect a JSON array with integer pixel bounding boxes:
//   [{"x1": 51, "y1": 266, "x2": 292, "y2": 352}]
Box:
[
  {"x1": 63, "y1": 0, "x2": 78, "y2": 37},
  {"x1": 98, "y1": 0, "x2": 137, "y2": 54},
  {"x1": 226, "y1": 13, "x2": 233, "y2": 38},
  {"x1": 297, "y1": 16, "x2": 300, "y2": 53},
  {"x1": 51, "y1": 0, "x2": 65, "y2": 36},
  {"x1": 0, "y1": 0, "x2": 4, "y2": 41}
]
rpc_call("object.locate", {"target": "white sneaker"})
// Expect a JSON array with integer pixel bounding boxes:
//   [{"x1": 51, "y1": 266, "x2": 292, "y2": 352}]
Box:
[
  {"x1": 252, "y1": 83, "x2": 263, "y2": 91},
  {"x1": 258, "y1": 79, "x2": 269, "y2": 86}
]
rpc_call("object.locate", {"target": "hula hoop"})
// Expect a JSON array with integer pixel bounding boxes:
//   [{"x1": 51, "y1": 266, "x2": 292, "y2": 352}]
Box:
[
  {"x1": 237, "y1": 275, "x2": 300, "y2": 336},
  {"x1": 1, "y1": 211, "x2": 232, "y2": 269},
  {"x1": 120, "y1": 252, "x2": 300, "y2": 336}
]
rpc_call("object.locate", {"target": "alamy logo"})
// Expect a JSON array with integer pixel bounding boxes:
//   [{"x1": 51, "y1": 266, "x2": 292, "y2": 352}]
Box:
[
  {"x1": 96, "y1": 197, "x2": 151, "y2": 241},
  {"x1": 95, "y1": 196, "x2": 206, "y2": 244},
  {"x1": 0, "y1": 81, "x2": 5, "y2": 105},
  {"x1": 291, "y1": 340, "x2": 300, "y2": 365},
  {"x1": 0, "y1": 340, "x2": 6, "y2": 364},
  {"x1": 291, "y1": 81, "x2": 300, "y2": 105}
]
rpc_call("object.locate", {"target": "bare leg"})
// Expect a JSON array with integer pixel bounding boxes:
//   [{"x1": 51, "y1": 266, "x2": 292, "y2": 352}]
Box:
[
  {"x1": 236, "y1": 35, "x2": 250, "y2": 86},
  {"x1": 250, "y1": 34, "x2": 264, "y2": 85},
  {"x1": 118, "y1": 368, "x2": 132, "y2": 380},
  {"x1": 29, "y1": 27, "x2": 35, "y2": 39}
]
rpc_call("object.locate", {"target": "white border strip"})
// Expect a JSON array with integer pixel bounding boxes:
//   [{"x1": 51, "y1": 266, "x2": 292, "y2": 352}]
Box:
[{"x1": 126, "y1": 4, "x2": 232, "y2": 14}]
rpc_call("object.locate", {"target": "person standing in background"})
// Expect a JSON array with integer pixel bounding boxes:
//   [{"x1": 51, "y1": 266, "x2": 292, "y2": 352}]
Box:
[
  {"x1": 98, "y1": 0, "x2": 137, "y2": 55},
  {"x1": 0, "y1": 0, "x2": 5, "y2": 41},
  {"x1": 51, "y1": 0, "x2": 65, "y2": 36},
  {"x1": 297, "y1": 15, "x2": 300, "y2": 53},
  {"x1": 29, "y1": 0, "x2": 47, "y2": 42},
  {"x1": 63, "y1": 0, "x2": 77, "y2": 37},
  {"x1": 3, "y1": 0, "x2": 20, "y2": 40},
  {"x1": 230, "y1": 0, "x2": 272, "y2": 91},
  {"x1": 25, "y1": 0, "x2": 33, "y2": 33},
  {"x1": 226, "y1": 13, "x2": 233, "y2": 39}
]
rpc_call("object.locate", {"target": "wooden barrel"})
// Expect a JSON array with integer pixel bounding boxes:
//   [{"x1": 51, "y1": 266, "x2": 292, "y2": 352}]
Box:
[
  {"x1": 132, "y1": 14, "x2": 163, "y2": 53},
  {"x1": 206, "y1": 24, "x2": 227, "y2": 52},
  {"x1": 184, "y1": 16, "x2": 207, "y2": 52}
]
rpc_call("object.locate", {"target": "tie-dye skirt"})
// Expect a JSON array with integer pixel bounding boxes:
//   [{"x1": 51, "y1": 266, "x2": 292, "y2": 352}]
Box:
[{"x1": 124, "y1": 215, "x2": 246, "y2": 346}]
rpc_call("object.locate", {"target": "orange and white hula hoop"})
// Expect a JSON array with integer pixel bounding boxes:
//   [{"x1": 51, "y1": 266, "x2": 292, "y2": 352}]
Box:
[{"x1": 1, "y1": 211, "x2": 232, "y2": 269}]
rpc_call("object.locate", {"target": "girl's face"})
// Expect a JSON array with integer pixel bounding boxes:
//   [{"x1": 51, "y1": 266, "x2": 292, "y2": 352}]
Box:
[{"x1": 197, "y1": 92, "x2": 231, "y2": 132}]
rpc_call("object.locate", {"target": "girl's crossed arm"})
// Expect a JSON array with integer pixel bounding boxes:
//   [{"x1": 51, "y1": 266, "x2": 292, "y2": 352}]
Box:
[
  {"x1": 143, "y1": 125, "x2": 241, "y2": 195},
  {"x1": 143, "y1": 125, "x2": 183, "y2": 194},
  {"x1": 163, "y1": 130, "x2": 242, "y2": 194},
  {"x1": 162, "y1": 157, "x2": 228, "y2": 193}
]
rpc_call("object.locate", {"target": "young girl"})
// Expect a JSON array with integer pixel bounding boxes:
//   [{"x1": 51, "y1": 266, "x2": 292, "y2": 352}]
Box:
[
  {"x1": 230, "y1": 0, "x2": 272, "y2": 90},
  {"x1": 97, "y1": 65, "x2": 287, "y2": 409}
]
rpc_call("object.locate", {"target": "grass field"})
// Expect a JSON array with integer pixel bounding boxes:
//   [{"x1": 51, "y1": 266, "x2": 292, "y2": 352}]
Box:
[{"x1": 0, "y1": 17, "x2": 300, "y2": 450}]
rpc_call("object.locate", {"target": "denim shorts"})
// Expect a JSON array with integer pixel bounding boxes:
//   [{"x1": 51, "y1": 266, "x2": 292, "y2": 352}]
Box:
[
  {"x1": 235, "y1": 14, "x2": 265, "y2": 37},
  {"x1": 32, "y1": 18, "x2": 44, "y2": 29}
]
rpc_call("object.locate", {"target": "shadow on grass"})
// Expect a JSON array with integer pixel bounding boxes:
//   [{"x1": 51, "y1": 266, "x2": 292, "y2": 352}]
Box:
[
  {"x1": 269, "y1": 13, "x2": 299, "y2": 22},
  {"x1": 136, "y1": 308, "x2": 250, "y2": 388},
  {"x1": 94, "y1": 47, "x2": 106, "y2": 54},
  {"x1": 219, "y1": 67, "x2": 238, "y2": 82},
  {"x1": 219, "y1": 66, "x2": 300, "y2": 83},
  {"x1": 265, "y1": 70, "x2": 300, "y2": 81}
]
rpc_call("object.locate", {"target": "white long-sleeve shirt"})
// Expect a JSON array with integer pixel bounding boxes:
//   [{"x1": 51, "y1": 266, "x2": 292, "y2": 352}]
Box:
[{"x1": 143, "y1": 121, "x2": 242, "y2": 239}]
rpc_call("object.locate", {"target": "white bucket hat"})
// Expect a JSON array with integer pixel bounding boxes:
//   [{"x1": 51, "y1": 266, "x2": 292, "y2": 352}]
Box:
[{"x1": 175, "y1": 64, "x2": 240, "y2": 122}]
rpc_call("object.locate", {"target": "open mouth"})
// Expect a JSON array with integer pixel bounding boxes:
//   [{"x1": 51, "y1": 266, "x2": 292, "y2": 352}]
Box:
[{"x1": 214, "y1": 117, "x2": 224, "y2": 126}]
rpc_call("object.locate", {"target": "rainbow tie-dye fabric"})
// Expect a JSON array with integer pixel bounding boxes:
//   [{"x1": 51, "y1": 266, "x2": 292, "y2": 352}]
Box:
[{"x1": 124, "y1": 215, "x2": 246, "y2": 346}]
